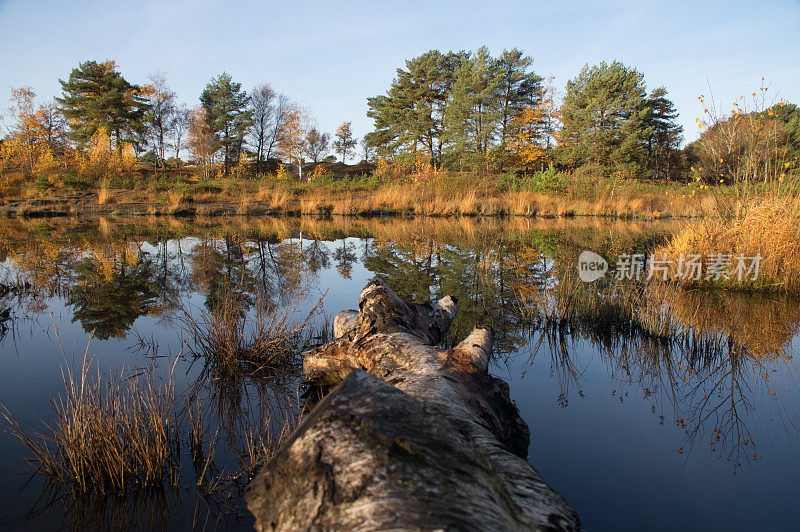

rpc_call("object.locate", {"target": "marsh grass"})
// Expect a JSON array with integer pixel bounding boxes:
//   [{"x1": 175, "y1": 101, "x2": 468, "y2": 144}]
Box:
[
  {"x1": 179, "y1": 289, "x2": 327, "y2": 376},
  {"x1": 0, "y1": 344, "x2": 180, "y2": 497},
  {"x1": 654, "y1": 195, "x2": 800, "y2": 291},
  {"x1": 0, "y1": 307, "x2": 314, "y2": 518},
  {"x1": 145, "y1": 171, "x2": 702, "y2": 219}
]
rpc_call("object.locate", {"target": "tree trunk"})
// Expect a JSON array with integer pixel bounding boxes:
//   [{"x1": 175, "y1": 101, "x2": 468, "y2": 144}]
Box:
[{"x1": 246, "y1": 278, "x2": 579, "y2": 531}]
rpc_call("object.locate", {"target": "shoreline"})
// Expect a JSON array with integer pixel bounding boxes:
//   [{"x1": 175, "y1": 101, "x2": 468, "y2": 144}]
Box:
[{"x1": 0, "y1": 192, "x2": 706, "y2": 220}]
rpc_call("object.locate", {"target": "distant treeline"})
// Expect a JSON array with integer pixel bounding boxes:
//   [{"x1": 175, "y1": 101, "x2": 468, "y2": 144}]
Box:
[
  {"x1": 1, "y1": 49, "x2": 798, "y2": 186},
  {"x1": 366, "y1": 48, "x2": 799, "y2": 182}
]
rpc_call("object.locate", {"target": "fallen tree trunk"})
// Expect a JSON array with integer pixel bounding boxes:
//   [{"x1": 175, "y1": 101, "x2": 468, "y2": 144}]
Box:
[{"x1": 246, "y1": 278, "x2": 579, "y2": 531}]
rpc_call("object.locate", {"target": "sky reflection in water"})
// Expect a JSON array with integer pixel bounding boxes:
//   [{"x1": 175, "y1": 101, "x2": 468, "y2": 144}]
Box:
[{"x1": 0, "y1": 216, "x2": 798, "y2": 531}]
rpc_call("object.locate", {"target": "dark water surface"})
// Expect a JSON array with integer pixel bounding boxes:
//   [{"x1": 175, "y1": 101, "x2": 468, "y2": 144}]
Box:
[{"x1": 0, "y1": 216, "x2": 797, "y2": 530}]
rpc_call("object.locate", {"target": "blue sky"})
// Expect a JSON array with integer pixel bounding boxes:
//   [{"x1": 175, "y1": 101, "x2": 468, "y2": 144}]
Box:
[{"x1": 1, "y1": 0, "x2": 798, "y2": 145}]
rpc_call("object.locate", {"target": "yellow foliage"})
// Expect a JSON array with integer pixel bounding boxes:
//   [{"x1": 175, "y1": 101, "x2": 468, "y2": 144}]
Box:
[
  {"x1": 1, "y1": 87, "x2": 64, "y2": 178},
  {"x1": 276, "y1": 163, "x2": 291, "y2": 180},
  {"x1": 79, "y1": 128, "x2": 136, "y2": 181},
  {"x1": 508, "y1": 78, "x2": 559, "y2": 169},
  {"x1": 310, "y1": 164, "x2": 327, "y2": 180},
  {"x1": 232, "y1": 151, "x2": 250, "y2": 180}
]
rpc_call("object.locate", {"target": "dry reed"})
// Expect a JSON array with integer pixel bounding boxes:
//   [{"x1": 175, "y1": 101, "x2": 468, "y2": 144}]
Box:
[
  {"x1": 0, "y1": 346, "x2": 180, "y2": 496},
  {"x1": 654, "y1": 196, "x2": 800, "y2": 291},
  {"x1": 179, "y1": 288, "x2": 327, "y2": 375}
]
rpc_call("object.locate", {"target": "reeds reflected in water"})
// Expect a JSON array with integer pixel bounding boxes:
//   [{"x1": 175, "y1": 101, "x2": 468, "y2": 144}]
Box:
[{"x1": 514, "y1": 251, "x2": 800, "y2": 469}]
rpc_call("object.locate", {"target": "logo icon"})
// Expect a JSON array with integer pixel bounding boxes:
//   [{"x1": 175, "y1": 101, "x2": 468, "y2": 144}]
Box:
[{"x1": 578, "y1": 250, "x2": 608, "y2": 282}]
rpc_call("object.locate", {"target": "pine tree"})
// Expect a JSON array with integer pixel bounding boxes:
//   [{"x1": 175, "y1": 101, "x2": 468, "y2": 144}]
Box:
[
  {"x1": 559, "y1": 61, "x2": 651, "y2": 176},
  {"x1": 497, "y1": 48, "x2": 543, "y2": 151},
  {"x1": 56, "y1": 60, "x2": 150, "y2": 153},
  {"x1": 366, "y1": 50, "x2": 466, "y2": 166},
  {"x1": 445, "y1": 46, "x2": 504, "y2": 165},
  {"x1": 645, "y1": 87, "x2": 683, "y2": 179},
  {"x1": 199, "y1": 73, "x2": 253, "y2": 176}
]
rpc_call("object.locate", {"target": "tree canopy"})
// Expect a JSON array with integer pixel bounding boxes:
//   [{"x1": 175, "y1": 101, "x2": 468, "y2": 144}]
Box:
[
  {"x1": 366, "y1": 48, "x2": 544, "y2": 171},
  {"x1": 559, "y1": 61, "x2": 652, "y2": 175},
  {"x1": 56, "y1": 60, "x2": 150, "y2": 153},
  {"x1": 200, "y1": 73, "x2": 252, "y2": 175}
]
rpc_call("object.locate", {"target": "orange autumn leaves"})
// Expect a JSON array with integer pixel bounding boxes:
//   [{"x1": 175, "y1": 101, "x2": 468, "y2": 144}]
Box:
[{"x1": 507, "y1": 79, "x2": 561, "y2": 170}]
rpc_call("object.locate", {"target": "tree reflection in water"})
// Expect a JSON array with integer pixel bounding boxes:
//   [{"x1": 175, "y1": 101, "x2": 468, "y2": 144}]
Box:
[
  {"x1": 68, "y1": 242, "x2": 159, "y2": 340},
  {"x1": 0, "y1": 215, "x2": 798, "y2": 527},
  {"x1": 514, "y1": 254, "x2": 800, "y2": 470}
]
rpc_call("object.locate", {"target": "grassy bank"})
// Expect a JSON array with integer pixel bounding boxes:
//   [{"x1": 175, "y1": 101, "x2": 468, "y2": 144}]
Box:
[
  {"x1": 3, "y1": 166, "x2": 799, "y2": 292},
  {"x1": 653, "y1": 192, "x2": 800, "y2": 292},
  {"x1": 2, "y1": 168, "x2": 717, "y2": 219}
]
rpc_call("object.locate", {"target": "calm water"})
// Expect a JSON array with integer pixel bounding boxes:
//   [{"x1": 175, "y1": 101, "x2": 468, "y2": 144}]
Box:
[{"x1": 0, "y1": 216, "x2": 798, "y2": 531}]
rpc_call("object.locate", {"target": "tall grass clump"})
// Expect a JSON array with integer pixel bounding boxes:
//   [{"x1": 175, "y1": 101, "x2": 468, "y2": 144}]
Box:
[
  {"x1": 0, "y1": 350, "x2": 180, "y2": 496},
  {"x1": 97, "y1": 179, "x2": 111, "y2": 205},
  {"x1": 653, "y1": 196, "x2": 800, "y2": 291},
  {"x1": 0, "y1": 331, "x2": 306, "y2": 519},
  {"x1": 179, "y1": 289, "x2": 327, "y2": 375}
]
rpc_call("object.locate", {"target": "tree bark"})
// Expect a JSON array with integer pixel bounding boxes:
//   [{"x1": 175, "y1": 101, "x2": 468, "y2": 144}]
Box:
[{"x1": 246, "y1": 278, "x2": 579, "y2": 531}]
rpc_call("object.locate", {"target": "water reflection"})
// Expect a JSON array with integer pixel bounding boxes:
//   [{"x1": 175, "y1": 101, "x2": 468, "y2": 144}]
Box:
[
  {"x1": 512, "y1": 247, "x2": 799, "y2": 469},
  {"x1": 0, "y1": 215, "x2": 798, "y2": 528}
]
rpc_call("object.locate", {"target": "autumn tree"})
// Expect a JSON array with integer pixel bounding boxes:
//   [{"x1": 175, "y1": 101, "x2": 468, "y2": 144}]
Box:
[
  {"x1": 559, "y1": 61, "x2": 651, "y2": 175},
  {"x1": 143, "y1": 72, "x2": 177, "y2": 169},
  {"x1": 199, "y1": 72, "x2": 252, "y2": 175},
  {"x1": 1, "y1": 87, "x2": 66, "y2": 176},
  {"x1": 4, "y1": 87, "x2": 41, "y2": 174},
  {"x1": 172, "y1": 105, "x2": 189, "y2": 164},
  {"x1": 278, "y1": 107, "x2": 305, "y2": 179},
  {"x1": 187, "y1": 107, "x2": 216, "y2": 180},
  {"x1": 360, "y1": 137, "x2": 373, "y2": 163},
  {"x1": 249, "y1": 83, "x2": 276, "y2": 175},
  {"x1": 37, "y1": 99, "x2": 68, "y2": 154},
  {"x1": 264, "y1": 94, "x2": 290, "y2": 163},
  {"x1": 304, "y1": 128, "x2": 330, "y2": 164},
  {"x1": 334, "y1": 121, "x2": 357, "y2": 163},
  {"x1": 508, "y1": 77, "x2": 559, "y2": 170},
  {"x1": 56, "y1": 60, "x2": 150, "y2": 154}
]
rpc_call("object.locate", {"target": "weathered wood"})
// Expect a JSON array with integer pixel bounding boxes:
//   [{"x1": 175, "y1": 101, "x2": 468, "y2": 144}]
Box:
[{"x1": 246, "y1": 278, "x2": 579, "y2": 531}]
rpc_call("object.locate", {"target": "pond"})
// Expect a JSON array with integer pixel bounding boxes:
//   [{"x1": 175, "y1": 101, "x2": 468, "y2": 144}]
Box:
[{"x1": 0, "y1": 216, "x2": 798, "y2": 531}]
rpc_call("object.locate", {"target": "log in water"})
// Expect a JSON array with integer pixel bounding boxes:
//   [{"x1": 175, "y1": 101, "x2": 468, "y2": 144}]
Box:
[{"x1": 245, "y1": 278, "x2": 579, "y2": 531}]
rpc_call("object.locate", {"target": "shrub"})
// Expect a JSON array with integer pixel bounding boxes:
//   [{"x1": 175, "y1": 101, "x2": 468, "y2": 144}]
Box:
[{"x1": 34, "y1": 175, "x2": 50, "y2": 192}]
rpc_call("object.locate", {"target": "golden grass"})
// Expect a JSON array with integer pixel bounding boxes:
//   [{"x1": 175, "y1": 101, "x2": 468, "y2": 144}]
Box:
[
  {"x1": 172, "y1": 173, "x2": 705, "y2": 219},
  {"x1": 168, "y1": 190, "x2": 190, "y2": 208},
  {"x1": 0, "y1": 167, "x2": 741, "y2": 220},
  {"x1": 97, "y1": 180, "x2": 112, "y2": 205},
  {"x1": 179, "y1": 288, "x2": 326, "y2": 376},
  {"x1": 654, "y1": 196, "x2": 800, "y2": 291},
  {"x1": 0, "y1": 349, "x2": 179, "y2": 496}
]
